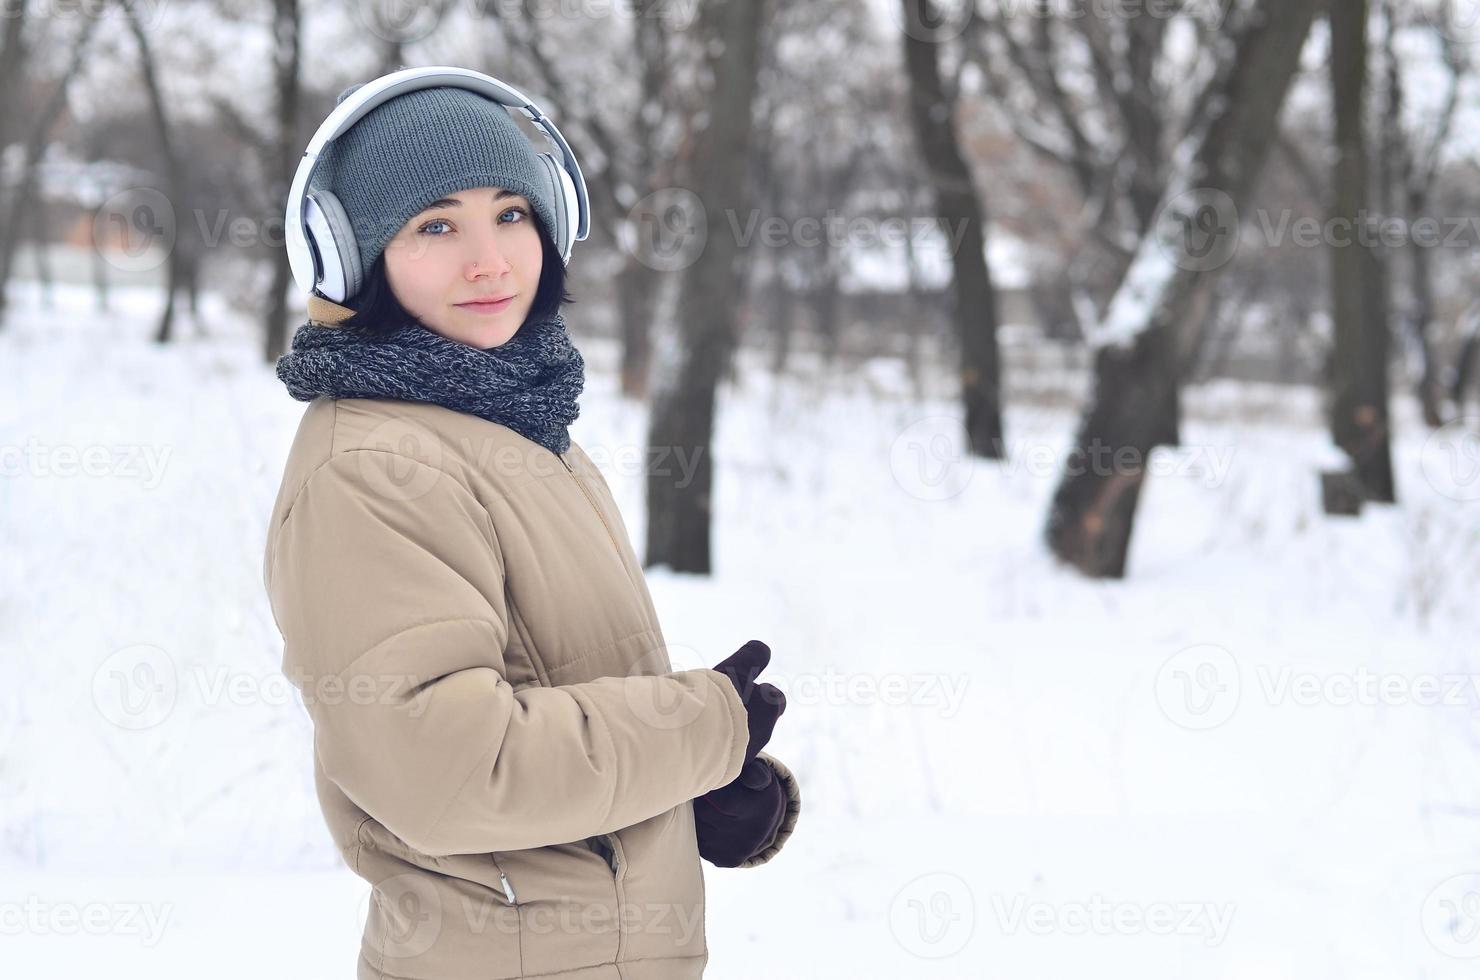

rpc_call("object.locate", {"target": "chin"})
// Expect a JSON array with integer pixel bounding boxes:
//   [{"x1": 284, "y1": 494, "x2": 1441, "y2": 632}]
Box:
[
  {"x1": 472, "y1": 325, "x2": 519, "y2": 349},
  {"x1": 421, "y1": 313, "x2": 516, "y2": 349}
]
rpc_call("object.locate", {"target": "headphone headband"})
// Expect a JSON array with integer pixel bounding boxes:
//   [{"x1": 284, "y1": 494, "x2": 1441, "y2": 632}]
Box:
[{"x1": 284, "y1": 66, "x2": 591, "y2": 297}]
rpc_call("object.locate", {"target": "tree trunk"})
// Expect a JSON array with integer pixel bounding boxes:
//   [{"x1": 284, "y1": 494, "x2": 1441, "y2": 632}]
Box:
[
  {"x1": 1374, "y1": 0, "x2": 1464, "y2": 430},
  {"x1": 1326, "y1": 0, "x2": 1395, "y2": 506},
  {"x1": 617, "y1": 1, "x2": 674, "y2": 400},
  {"x1": 900, "y1": 0, "x2": 1004, "y2": 458},
  {"x1": 1451, "y1": 305, "x2": 1480, "y2": 412},
  {"x1": 617, "y1": 256, "x2": 660, "y2": 399},
  {"x1": 30, "y1": 192, "x2": 51, "y2": 307},
  {"x1": 0, "y1": 11, "x2": 96, "y2": 324},
  {"x1": 0, "y1": 0, "x2": 26, "y2": 134},
  {"x1": 902, "y1": 222, "x2": 929, "y2": 401},
  {"x1": 261, "y1": 0, "x2": 301, "y2": 363},
  {"x1": 1045, "y1": 0, "x2": 1323, "y2": 578},
  {"x1": 90, "y1": 205, "x2": 111, "y2": 313},
  {"x1": 643, "y1": 0, "x2": 768, "y2": 574},
  {"x1": 1406, "y1": 179, "x2": 1443, "y2": 428},
  {"x1": 120, "y1": 0, "x2": 185, "y2": 344},
  {"x1": 807, "y1": 235, "x2": 843, "y2": 367},
  {"x1": 0, "y1": 0, "x2": 29, "y2": 312}
]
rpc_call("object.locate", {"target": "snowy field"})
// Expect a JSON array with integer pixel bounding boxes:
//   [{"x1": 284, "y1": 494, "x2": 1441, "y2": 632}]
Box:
[{"x1": 3, "y1": 278, "x2": 1479, "y2": 978}]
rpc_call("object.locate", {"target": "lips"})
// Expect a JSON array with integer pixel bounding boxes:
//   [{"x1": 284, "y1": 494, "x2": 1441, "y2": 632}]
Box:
[{"x1": 456, "y1": 295, "x2": 516, "y2": 314}]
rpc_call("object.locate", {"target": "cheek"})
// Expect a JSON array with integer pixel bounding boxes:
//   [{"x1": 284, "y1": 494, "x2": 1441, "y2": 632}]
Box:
[
  {"x1": 385, "y1": 248, "x2": 444, "y2": 307},
  {"x1": 512, "y1": 229, "x2": 544, "y2": 281}
]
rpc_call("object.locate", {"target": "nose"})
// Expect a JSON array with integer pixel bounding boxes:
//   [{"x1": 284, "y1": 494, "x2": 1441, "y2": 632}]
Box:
[{"x1": 465, "y1": 227, "x2": 512, "y2": 279}]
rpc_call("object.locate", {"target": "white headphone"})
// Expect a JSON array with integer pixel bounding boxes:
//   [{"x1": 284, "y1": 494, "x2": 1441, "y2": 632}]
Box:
[{"x1": 284, "y1": 65, "x2": 591, "y2": 303}]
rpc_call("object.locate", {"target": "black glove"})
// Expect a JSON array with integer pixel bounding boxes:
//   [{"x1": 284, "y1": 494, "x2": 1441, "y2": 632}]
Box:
[
  {"x1": 694, "y1": 756, "x2": 787, "y2": 868},
  {"x1": 710, "y1": 639, "x2": 786, "y2": 767}
]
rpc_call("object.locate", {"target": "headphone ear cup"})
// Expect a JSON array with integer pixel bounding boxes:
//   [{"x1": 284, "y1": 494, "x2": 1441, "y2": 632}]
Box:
[
  {"x1": 536, "y1": 152, "x2": 576, "y2": 265},
  {"x1": 305, "y1": 188, "x2": 363, "y2": 302}
]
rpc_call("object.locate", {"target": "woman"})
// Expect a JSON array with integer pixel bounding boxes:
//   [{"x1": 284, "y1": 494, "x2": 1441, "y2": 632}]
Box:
[{"x1": 262, "y1": 70, "x2": 801, "y2": 980}]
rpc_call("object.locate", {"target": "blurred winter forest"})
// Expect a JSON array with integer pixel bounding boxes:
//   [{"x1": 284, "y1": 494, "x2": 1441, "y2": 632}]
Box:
[
  {"x1": 6, "y1": 1, "x2": 1480, "y2": 976},
  {"x1": 2, "y1": 0, "x2": 1478, "y2": 577}
]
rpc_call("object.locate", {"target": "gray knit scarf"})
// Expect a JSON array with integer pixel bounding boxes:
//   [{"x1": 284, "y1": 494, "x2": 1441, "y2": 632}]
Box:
[{"x1": 275, "y1": 310, "x2": 585, "y2": 455}]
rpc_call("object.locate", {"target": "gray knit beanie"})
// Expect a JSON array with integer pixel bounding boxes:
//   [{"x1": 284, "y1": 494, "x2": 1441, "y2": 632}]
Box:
[{"x1": 313, "y1": 81, "x2": 559, "y2": 288}]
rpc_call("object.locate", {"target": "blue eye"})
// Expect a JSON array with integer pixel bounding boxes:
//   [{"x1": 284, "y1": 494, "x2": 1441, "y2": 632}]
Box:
[{"x1": 417, "y1": 208, "x2": 527, "y2": 235}]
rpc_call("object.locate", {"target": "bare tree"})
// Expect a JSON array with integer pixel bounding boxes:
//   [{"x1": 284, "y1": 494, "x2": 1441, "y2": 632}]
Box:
[
  {"x1": 1374, "y1": 0, "x2": 1471, "y2": 428},
  {"x1": 1324, "y1": 0, "x2": 1394, "y2": 510},
  {"x1": 644, "y1": 0, "x2": 769, "y2": 574},
  {"x1": 0, "y1": 0, "x2": 29, "y2": 168},
  {"x1": 1451, "y1": 303, "x2": 1480, "y2": 412},
  {"x1": 1044, "y1": 0, "x2": 1324, "y2": 578},
  {"x1": 738, "y1": 0, "x2": 911, "y2": 377},
  {"x1": 117, "y1": 0, "x2": 190, "y2": 343},
  {"x1": 262, "y1": 0, "x2": 302, "y2": 362},
  {"x1": 0, "y1": 12, "x2": 99, "y2": 325},
  {"x1": 611, "y1": 2, "x2": 669, "y2": 398},
  {"x1": 958, "y1": 0, "x2": 1238, "y2": 473},
  {"x1": 963, "y1": 2, "x2": 1213, "y2": 335},
  {"x1": 900, "y1": 0, "x2": 1005, "y2": 458}
]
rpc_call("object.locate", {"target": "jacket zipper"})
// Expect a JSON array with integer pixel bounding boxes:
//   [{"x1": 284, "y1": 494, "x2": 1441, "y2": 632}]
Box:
[
  {"x1": 490, "y1": 856, "x2": 518, "y2": 905},
  {"x1": 557, "y1": 450, "x2": 628, "y2": 884},
  {"x1": 601, "y1": 833, "x2": 622, "y2": 875},
  {"x1": 608, "y1": 833, "x2": 629, "y2": 964},
  {"x1": 558, "y1": 451, "x2": 625, "y2": 559},
  {"x1": 497, "y1": 846, "x2": 620, "y2": 899}
]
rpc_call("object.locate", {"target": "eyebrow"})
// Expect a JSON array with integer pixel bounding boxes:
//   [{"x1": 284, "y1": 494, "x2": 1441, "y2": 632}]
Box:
[{"x1": 421, "y1": 190, "x2": 524, "y2": 211}]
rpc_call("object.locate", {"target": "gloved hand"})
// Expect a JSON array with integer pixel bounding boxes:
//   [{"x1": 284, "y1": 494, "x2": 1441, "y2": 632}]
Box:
[
  {"x1": 710, "y1": 640, "x2": 786, "y2": 767},
  {"x1": 693, "y1": 756, "x2": 787, "y2": 868}
]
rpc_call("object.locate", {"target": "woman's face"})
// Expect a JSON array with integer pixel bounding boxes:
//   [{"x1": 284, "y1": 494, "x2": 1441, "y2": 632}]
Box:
[{"x1": 383, "y1": 186, "x2": 543, "y2": 349}]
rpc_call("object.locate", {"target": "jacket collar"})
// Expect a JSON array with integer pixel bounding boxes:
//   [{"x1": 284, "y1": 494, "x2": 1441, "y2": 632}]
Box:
[{"x1": 306, "y1": 294, "x2": 356, "y2": 326}]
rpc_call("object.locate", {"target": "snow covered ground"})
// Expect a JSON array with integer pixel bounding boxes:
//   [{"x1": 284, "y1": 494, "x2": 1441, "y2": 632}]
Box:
[{"x1": 3, "y1": 278, "x2": 1478, "y2": 978}]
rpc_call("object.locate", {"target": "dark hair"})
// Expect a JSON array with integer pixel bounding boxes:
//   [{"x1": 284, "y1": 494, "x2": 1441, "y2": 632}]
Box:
[{"x1": 340, "y1": 216, "x2": 575, "y2": 335}]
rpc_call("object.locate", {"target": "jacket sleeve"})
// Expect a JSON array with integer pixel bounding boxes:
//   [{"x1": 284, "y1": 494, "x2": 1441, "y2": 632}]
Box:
[
  {"x1": 736, "y1": 752, "x2": 802, "y2": 868},
  {"x1": 264, "y1": 449, "x2": 750, "y2": 858}
]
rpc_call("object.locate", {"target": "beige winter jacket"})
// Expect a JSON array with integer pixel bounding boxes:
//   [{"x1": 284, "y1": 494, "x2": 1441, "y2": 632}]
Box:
[{"x1": 262, "y1": 297, "x2": 801, "y2": 980}]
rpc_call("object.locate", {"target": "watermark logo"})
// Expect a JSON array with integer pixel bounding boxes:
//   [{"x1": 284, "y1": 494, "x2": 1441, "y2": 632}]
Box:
[
  {"x1": 1257, "y1": 666, "x2": 1480, "y2": 709},
  {"x1": 1157, "y1": 648, "x2": 1480, "y2": 727},
  {"x1": 1423, "y1": 873, "x2": 1480, "y2": 959},
  {"x1": 776, "y1": 666, "x2": 971, "y2": 718},
  {"x1": 92, "y1": 643, "x2": 177, "y2": 731},
  {"x1": 93, "y1": 188, "x2": 175, "y2": 274},
  {"x1": 0, "y1": 437, "x2": 172, "y2": 489},
  {"x1": 623, "y1": 187, "x2": 707, "y2": 272},
  {"x1": 890, "y1": 416, "x2": 975, "y2": 501},
  {"x1": 887, "y1": 0, "x2": 973, "y2": 43},
  {"x1": 1421, "y1": 418, "x2": 1480, "y2": 503},
  {"x1": 91, "y1": 644, "x2": 442, "y2": 729},
  {"x1": 889, "y1": 871, "x2": 975, "y2": 958},
  {"x1": 356, "y1": 0, "x2": 445, "y2": 43},
  {"x1": 1155, "y1": 643, "x2": 1240, "y2": 730},
  {"x1": 353, "y1": 417, "x2": 446, "y2": 502},
  {"x1": 621, "y1": 642, "x2": 717, "y2": 733},
  {"x1": 16, "y1": 0, "x2": 168, "y2": 29},
  {"x1": 1152, "y1": 187, "x2": 1240, "y2": 273},
  {"x1": 373, "y1": 873, "x2": 445, "y2": 959},
  {"x1": 988, "y1": 893, "x2": 1235, "y2": 946},
  {"x1": 1419, "y1": 0, "x2": 1480, "y2": 49},
  {"x1": 0, "y1": 896, "x2": 173, "y2": 944}
]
